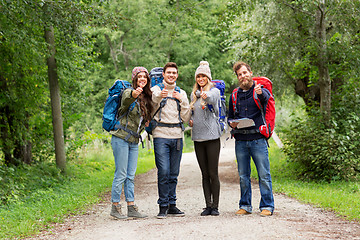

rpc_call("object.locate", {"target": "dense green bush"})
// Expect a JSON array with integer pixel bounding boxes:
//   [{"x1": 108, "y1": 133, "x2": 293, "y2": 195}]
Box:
[
  {"x1": 283, "y1": 77, "x2": 360, "y2": 182},
  {"x1": 283, "y1": 109, "x2": 360, "y2": 182}
]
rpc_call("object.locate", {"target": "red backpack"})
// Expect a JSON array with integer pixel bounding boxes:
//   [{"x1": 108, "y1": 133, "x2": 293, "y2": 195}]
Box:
[{"x1": 231, "y1": 77, "x2": 275, "y2": 139}]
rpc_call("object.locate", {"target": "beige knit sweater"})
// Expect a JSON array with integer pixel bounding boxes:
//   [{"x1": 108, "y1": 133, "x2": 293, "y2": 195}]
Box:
[{"x1": 151, "y1": 82, "x2": 191, "y2": 139}]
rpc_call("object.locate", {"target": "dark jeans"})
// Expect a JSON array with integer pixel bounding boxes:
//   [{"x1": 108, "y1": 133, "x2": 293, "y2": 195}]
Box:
[
  {"x1": 153, "y1": 138, "x2": 183, "y2": 207},
  {"x1": 194, "y1": 138, "x2": 221, "y2": 208}
]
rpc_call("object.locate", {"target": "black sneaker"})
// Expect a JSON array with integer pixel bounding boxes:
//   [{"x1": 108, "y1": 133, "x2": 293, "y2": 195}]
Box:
[
  {"x1": 156, "y1": 206, "x2": 168, "y2": 219},
  {"x1": 200, "y1": 207, "x2": 212, "y2": 216},
  {"x1": 211, "y1": 208, "x2": 220, "y2": 216},
  {"x1": 168, "y1": 204, "x2": 185, "y2": 217}
]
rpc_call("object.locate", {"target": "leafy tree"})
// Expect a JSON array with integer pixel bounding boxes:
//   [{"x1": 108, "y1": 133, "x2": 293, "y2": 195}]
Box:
[
  {"x1": 1, "y1": 0, "x2": 48, "y2": 166},
  {"x1": 83, "y1": 0, "x2": 230, "y2": 134},
  {"x1": 0, "y1": 0, "x2": 100, "y2": 169},
  {"x1": 221, "y1": 0, "x2": 360, "y2": 115},
  {"x1": 220, "y1": 0, "x2": 360, "y2": 180}
]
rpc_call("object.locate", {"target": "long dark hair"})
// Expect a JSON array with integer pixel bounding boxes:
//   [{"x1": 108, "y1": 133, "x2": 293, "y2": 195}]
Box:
[{"x1": 132, "y1": 72, "x2": 153, "y2": 121}]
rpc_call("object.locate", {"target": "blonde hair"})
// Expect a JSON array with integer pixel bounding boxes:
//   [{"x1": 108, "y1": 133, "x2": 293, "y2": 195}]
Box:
[{"x1": 190, "y1": 77, "x2": 214, "y2": 110}]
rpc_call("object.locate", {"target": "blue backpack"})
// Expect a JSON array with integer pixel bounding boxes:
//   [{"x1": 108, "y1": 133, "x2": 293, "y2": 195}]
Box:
[
  {"x1": 150, "y1": 67, "x2": 164, "y2": 87},
  {"x1": 208, "y1": 80, "x2": 227, "y2": 133},
  {"x1": 102, "y1": 80, "x2": 135, "y2": 132}
]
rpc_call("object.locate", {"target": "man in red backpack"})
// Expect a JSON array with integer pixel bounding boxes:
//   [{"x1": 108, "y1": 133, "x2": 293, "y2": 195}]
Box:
[{"x1": 228, "y1": 61, "x2": 274, "y2": 217}]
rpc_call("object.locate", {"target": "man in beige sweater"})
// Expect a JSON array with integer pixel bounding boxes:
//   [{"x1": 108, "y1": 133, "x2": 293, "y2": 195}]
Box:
[{"x1": 150, "y1": 62, "x2": 191, "y2": 219}]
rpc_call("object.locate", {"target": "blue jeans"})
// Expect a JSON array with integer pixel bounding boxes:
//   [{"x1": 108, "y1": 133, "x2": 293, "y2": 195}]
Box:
[
  {"x1": 235, "y1": 138, "x2": 274, "y2": 213},
  {"x1": 111, "y1": 135, "x2": 138, "y2": 203},
  {"x1": 153, "y1": 138, "x2": 183, "y2": 207}
]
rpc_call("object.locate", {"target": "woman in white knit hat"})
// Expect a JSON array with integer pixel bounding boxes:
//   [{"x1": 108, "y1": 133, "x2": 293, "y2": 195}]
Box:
[{"x1": 189, "y1": 61, "x2": 222, "y2": 216}]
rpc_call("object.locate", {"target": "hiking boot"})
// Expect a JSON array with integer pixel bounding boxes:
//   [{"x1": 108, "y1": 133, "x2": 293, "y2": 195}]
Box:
[
  {"x1": 127, "y1": 205, "x2": 148, "y2": 219},
  {"x1": 168, "y1": 204, "x2": 185, "y2": 217},
  {"x1": 235, "y1": 209, "x2": 251, "y2": 215},
  {"x1": 260, "y1": 209, "x2": 272, "y2": 217},
  {"x1": 200, "y1": 207, "x2": 212, "y2": 216},
  {"x1": 211, "y1": 208, "x2": 220, "y2": 216},
  {"x1": 110, "y1": 204, "x2": 127, "y2": 220},
  {"x1": 156, "y1": 205, "x2": 168, "y2": 219}
]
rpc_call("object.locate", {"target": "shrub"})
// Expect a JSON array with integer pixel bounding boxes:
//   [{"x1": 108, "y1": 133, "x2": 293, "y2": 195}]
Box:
[{"x1": 283, "y1": 109, "x2": 360, "y2": 182}]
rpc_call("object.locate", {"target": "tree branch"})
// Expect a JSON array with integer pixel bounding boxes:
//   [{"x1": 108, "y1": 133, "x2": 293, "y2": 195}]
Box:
[{"x1": 275, "y1": 0, "x2": 316, "y2": 17}]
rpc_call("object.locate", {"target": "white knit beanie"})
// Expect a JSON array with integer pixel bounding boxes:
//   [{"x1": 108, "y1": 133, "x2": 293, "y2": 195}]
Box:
[{"x1": 195, "y1": 61, "x2": 212, "y2": 81}]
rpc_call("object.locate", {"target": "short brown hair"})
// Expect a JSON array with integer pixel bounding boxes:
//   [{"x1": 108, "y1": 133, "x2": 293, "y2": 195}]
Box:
[
  {"x1": 163, "y1": 62, "x2": 178, "y2": 73},
  {"x1": 233, "y1": 61, "x2": 251, "y2": 75}
]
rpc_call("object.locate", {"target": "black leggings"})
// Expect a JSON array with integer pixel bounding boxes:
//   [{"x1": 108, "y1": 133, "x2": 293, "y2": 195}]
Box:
[{"x1": 194, "y1": 138, "x2": 221, "y2": 209}]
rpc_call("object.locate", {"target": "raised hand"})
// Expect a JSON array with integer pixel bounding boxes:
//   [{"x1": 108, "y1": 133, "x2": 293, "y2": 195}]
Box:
[
  {"x1": 254, "y1": 84, "x2": 263, "y2": 95},
  {"x1": 161, "y1": 85, "x2": 168, "y2": 98},
  {"x1": 172, "y1": 90, "x2": 181, "y2": 101},
  {"x1": 200, "y1": 87, "x2": 207, "y2": 99},
  {"x1": 132, "y1": 87, "x2": 143, "y2": 98}
]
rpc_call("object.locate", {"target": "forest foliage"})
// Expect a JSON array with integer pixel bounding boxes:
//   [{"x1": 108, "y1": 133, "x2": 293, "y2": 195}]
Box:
[{"x1": 1, "y1": 0, "x2": 360, "y2": 205}]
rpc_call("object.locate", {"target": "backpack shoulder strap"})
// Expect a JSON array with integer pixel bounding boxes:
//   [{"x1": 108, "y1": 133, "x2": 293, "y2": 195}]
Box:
[
  {"x1": 156, "y1": 83, "x2": 165, "y2": 90},
  {"x1": 252, "y1": 80, "x2": 262, "y2": 109},
  {"x1": 231, "y1": 87, "x2": 239, "y2": 113},
  {"x1": 252, "y1": 81, "x2": 267, "y2": 127},
  {"x1": 153, "y1": 83, "x2": 182, "y2": 121}
]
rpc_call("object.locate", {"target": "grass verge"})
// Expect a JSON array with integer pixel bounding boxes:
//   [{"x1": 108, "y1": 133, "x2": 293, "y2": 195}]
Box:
[
  {"x1": 0, "y1": 134, "x2": 193, "y2": 239},
  {"x1": 250, "y1": 138, "x2": 360, "y2": 222},
  {"x1": 0, "y1": 140, "x2": 155, "y2": 239}
]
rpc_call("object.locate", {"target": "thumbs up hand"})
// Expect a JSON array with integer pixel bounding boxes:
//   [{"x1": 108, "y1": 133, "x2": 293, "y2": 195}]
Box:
[
  {"x1": 161, "y1": 85, "x2": 168, "y2": 98},
  {"x1": 200, "y1": 87, "x2": 207, "y2": 99},
  {"x1": 132, "y1": 87, "x2": 143, "y2": 98},
  {"x1": 254, "y1": 84, "x2": 263, "y2": 95}
]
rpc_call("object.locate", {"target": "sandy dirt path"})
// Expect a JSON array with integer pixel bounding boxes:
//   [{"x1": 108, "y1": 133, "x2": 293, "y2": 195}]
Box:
[{"x1": 30, "y1": 134, "x2": 360, "y2": 240}]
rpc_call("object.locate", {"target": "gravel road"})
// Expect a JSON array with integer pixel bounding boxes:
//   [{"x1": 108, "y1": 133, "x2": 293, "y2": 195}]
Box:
[{"x1": 30, "y1": 134, "x2": 360, "y2": 240}]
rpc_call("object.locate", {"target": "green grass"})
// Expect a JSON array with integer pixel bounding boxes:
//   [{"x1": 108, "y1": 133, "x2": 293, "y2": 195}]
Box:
[
  {"x1": 0, "y1": 140, "x2": 155, "y2": 239},
  {"x1": 183, "y1": 132, "x2": 195, "y2": 153},
  {"x1": 0, "y1": 134, "x2": 193, "y2": 239},
  {"x1": 250, "y1": 138, "x2": 360, "y2": 222}
]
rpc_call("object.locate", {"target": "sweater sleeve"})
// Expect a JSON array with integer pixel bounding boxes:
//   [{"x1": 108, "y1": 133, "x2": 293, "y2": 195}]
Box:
[
  {"x1": 179, "y1": 89, "x2": 191, "y2": 123},
  {"x1": 205, "y1": 88, "x2": 220, "y2": 106},
  {"x1": 151, "y1": 85, "x2": 163, "y2": 104},
  {"x1": 118, "y1": 88, "x2": 136, "y2": 115},
  {"x1": 258, "y1": 88, "x2": 270, "y2": 105}
]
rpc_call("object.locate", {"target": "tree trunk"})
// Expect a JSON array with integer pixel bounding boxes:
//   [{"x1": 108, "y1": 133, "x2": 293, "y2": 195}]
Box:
[
  {"x1": 316, "y1": 0, "x2": 331, "y2": 120},
  {"x1": 13, "y1": 114, "x2": 32, "y2": 164},
  {"x1": 13, "y1": 139, "x2": 32, "y2": 164},
  {"x1": 104, "y1": 33, "x2": 119, "y2": 72},
  {"x1": 295, "y1": 76, "x2": 320, "y2": 107},
  {"x1": 119, "y1": 33, "x2": 129, "y2": 71},
  {"x1": 0, "y1": 105, "x2": 14, "y2": 165},
  {"x1": 44, "y1": 25, "x2": 66, "y2": 172}
]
